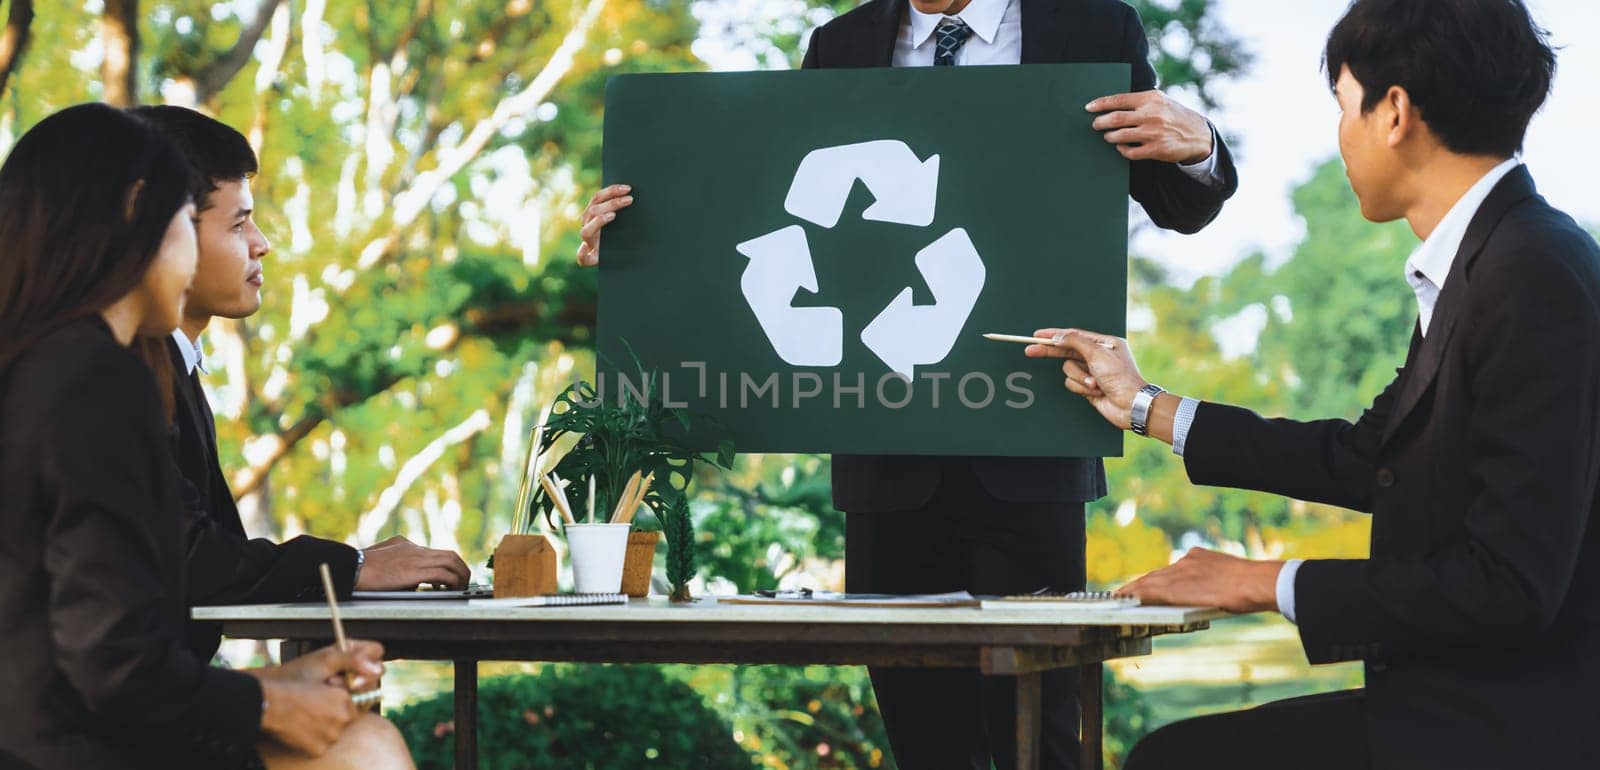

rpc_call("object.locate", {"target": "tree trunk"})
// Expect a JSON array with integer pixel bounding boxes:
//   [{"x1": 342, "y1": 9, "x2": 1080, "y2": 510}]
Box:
[
  {"x1": 191, "y1": 0, "x2": 286, "y2": 107},
  {"x1": 0, "y1": 0, "x2": 34, "y2": 96},
  {"x1": 100, "y1": 0, "x2": 138, "y2": 106}
]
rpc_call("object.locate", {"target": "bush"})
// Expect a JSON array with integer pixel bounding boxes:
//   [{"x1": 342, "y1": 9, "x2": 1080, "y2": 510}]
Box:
[
  {"x1": 712, "y1": 665, "x2": 894, "y2": 770},
  {"x1": 390, "y1": 665, "x2": 757, "y2": 770},
  {"x1": 1104, "y1": 666, "x2": 1157, "y2": 769}
]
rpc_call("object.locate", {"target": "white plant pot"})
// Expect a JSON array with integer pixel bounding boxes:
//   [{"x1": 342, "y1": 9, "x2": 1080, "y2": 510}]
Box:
[{"x1": 564, "y1": 523, "x2": 631, "y2": 594}]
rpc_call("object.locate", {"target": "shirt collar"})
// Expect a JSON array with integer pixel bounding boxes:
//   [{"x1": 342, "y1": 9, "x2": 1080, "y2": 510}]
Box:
[
  {"x1": 172, "y1": 328, "x2": 204, "y2": 376},
  {"x1": 1404, "y1": 157, "x2": 1522, "y2": 291},
  {"x1": 907, "y1": 0, "x2": 1009, "y2": 48}
]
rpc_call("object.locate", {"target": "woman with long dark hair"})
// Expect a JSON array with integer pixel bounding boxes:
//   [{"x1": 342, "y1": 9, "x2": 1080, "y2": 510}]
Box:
[{"x1": 0, "y1": 104, "x2": 415, "y2": 770}]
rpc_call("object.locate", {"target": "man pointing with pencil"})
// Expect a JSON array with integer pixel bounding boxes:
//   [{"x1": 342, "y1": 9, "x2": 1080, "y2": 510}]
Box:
[{"x1": 1029, "y1": 1, "x2": 1600, "y2": 766}]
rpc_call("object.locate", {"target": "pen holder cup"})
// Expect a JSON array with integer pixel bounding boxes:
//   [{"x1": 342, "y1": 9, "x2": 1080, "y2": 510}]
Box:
[
  {"x1": 491, "y1": 534, "x2": 558, "y2": 598},
  {"x1": 620, "y1": 530, "x2": 661, "y2": 598},
  {"x1": 565, "y1": 523, "x2": 632, "y2": 594}
]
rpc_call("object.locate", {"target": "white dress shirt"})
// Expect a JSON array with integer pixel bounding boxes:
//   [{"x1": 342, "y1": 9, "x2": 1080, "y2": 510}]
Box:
[
  {"x1": 1171, "y1": 157, "x2": 1523, "y2": 623},
  {"x1": 171, "y1": 328, "x2": 205, "y2": 376},
  {"x1": 891, "y1": 0, "x2": 1224, "y2": 185},
  {"x1": 1405, "y1": 158, "x2": 1521, "y2": 336}
]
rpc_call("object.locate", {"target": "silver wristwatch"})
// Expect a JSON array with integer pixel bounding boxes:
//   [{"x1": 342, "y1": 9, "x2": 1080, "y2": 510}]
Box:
[{"x1": 1130, "y1": 383, "x2": 1166, "y2": 436}]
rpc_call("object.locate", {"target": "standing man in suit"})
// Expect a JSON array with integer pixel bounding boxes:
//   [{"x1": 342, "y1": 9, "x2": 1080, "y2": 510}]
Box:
[
  {"x1": 132, "y1": 106, "x2": 472, "y2": 661},
  {"x1": 1029, "y1": 1, "x2": 1599, "y2": 767},
  {"x1": 577, "y1": 2, "x2": 1237, "y2": 767}
]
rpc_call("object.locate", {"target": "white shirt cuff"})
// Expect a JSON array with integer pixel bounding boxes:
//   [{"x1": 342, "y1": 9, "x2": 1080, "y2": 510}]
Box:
[
  {"x1": 1171, "y1": 397, "x2": 1201, "y2": 457},
  {"x1": 1277, "y1": 559, "x2": 1304, "y2": 624},
  {"x1": 1175, "y1": 123, "x2": 1225, "y2": 189}
]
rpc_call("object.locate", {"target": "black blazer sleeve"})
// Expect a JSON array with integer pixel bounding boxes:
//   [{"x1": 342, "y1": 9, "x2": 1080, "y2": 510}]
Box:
[
  {"x1": 43, "y1": 359, "x2": 262, "y2": 751},
  {"x1": 181, "y1": 481, "x2": 360, "y2": 606},
  {"x1": 167, "y1": 350, "x2": 359, "y2": 609},
  {"x1": 1118, "y1": 4, "x2": 1238, "y2": 235},
  {"x1": 1181, "y1": 363, "x2": 1408, "y2": 513}
]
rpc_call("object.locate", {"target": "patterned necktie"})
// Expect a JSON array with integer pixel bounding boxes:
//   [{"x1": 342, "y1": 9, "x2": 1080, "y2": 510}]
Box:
[{"x1": 934, "y1": 18, "x2": 974, "y2": 66}]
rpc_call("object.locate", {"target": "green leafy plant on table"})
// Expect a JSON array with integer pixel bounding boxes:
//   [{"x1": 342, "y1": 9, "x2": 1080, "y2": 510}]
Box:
[{"x1": 521, "y1": 355, "x2": 734, "y2": 601}]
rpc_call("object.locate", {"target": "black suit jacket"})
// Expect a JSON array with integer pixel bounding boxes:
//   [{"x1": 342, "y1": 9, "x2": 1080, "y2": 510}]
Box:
[
  {"x1": 167, "y1": 337, "x2": 358, "y2": 661},
  {"x1": 0, "y1": 318, "x2": 263, "y2": 769},
  {"x1": 1184, "y1": 167, "x2": 1600, "y2": 769},
  {"x1": 805, "y1": 0, "x2": 1238, "y2": 511}
]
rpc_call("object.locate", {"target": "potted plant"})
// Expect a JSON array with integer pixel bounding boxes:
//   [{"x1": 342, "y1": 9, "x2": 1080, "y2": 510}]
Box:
[{"x1": 511, "y1": 358, "x2": 733, "y2": 602}]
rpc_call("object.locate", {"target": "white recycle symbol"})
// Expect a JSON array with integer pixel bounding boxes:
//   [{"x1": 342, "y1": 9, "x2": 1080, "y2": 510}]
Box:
[{"x1": 735, "y1": 139, "x2": 986, "y2": 379}]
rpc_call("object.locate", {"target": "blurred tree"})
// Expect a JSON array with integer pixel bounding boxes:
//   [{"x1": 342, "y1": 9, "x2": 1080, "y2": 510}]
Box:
[
  {"x1": 101, "y1": 0, "x2": 139, "y2": 105},
  {"x1": 1255, "y1": 159, "x2": 1417, "y2": 420},
  {"x1": 0, "y1": 0, "x2": 32, "y2": 95}
]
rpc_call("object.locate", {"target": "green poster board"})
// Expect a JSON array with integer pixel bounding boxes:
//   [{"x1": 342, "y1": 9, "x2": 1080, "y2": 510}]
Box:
[{"x1": 598, "y1": 65, "x2": 1128, "y2": 458}]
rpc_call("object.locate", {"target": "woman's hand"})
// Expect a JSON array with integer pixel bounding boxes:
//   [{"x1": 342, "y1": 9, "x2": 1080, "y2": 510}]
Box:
[
  {"x1": 275, "y1": 640, "x2": 385, "y2": 691},
  {"x1": 251, "y1": 641, "x2": 386, "y2": 756},
  {"x1": 255, "y1": 677, "x2": 356, "y2": 757}
]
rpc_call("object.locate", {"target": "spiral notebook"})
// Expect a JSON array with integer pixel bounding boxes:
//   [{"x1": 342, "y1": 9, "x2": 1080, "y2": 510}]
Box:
[
  {"x1": 467, "y1": 593, "x2": 628, "y2": 608},
  {"x1": 978, "y1": 591, "x2": 1140, "y2": 611}
]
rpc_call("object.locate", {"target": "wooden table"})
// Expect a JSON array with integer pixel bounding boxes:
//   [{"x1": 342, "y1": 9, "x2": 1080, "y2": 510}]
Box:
[{"x1": 195, "y1": 598, "x2": 1221, "y2": 770}]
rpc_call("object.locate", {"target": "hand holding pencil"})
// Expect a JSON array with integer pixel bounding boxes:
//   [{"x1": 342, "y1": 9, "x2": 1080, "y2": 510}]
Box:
[
  {"x1": 254, "y1": 637, "x2": 386, "y2": 755},
  {"x1": 1006, "y1": 327, "x2": 1164, "y2": 434}
]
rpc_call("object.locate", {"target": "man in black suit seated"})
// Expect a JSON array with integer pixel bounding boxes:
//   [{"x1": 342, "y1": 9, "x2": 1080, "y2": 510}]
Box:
[
  {"x1": 130, "y1": 107, "x2": 472, "y2": 661},
  {"x1": 1027, "y1": 1, "x2": 1600, "y2": 767},
  {"x1": 577, "y1": 2, "x2": 1237, "y2": 766}
]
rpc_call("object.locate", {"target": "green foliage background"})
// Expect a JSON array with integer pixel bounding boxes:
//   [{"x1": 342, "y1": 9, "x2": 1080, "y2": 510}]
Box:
[{"x1": 4, "y1": 0, "x2": 1550, "y2": 767}]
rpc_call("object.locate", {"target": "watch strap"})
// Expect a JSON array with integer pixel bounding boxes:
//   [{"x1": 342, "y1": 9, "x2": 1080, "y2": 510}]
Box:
[{"x1": 1131, "y1": 384, "x2": 1165, "y2": 436}]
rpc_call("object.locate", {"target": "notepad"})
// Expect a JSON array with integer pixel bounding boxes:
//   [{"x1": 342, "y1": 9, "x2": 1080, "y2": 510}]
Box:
[
  {"x1": 352, "y1": 585, "x2": 495, "y2": 600},
  {"x1": 979, "y1": 591, "x2": 1140, "y2": 611},
  {"x1": 467, "y1": 593, "x2": 628, "y2": 608}
]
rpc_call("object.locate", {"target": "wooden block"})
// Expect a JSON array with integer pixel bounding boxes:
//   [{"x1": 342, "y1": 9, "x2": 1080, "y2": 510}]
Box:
[
  {"x1": 621, "y1": 531, "x2": 661, "y2": 598},
  {"x1": 492, "y1": 534, "x2": 558, "y2": 597}
]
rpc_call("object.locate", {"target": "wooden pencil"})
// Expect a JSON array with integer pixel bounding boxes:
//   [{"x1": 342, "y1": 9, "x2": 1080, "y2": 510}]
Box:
[{"x1": 317, "y1": 563, "x2": 352, "y2": 693}]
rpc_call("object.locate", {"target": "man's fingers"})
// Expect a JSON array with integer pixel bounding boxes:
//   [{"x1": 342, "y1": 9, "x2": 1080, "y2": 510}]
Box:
[
  {"x1": 587, "y1": 184, "x2": 631, "y2": 207},
  {"x1": 1049, "y1": 328, "x2": 1111, "y2": 359},
  {"x1": 1064, "y1": 376, "x2": 1091, "y2": 396},
  {"x1": 579, "y1": 212, "x2": 612, "y2": 242},
  {"x1": 1102, "y1": 127, "x2": 1153, "y2": 146},
  {"x1": 431, "y1": 551, "x2": 471, "y2": 587},
  {"x1": 1085, "y1": 91, "x2": 1148, "y2": 114},
  {"x1": 418, "y1": 566, "x2": 461, "y2": 587},
  {"x1": 1062, "y1": 360, "x2": 1098, "y2": 392},
  {"x1": 1090, "y1": 110, "x2": 1143, "y2": 131},
  {"x1": 1024, "y1": 343, "x2": 1068, "y2": 359},
  {"x1": 586, "y1": 196, "x2": 633, "y2": 221},
  {"x1": 1116, "y1": 575, "x2": 1147, "y2": 597},
  {"x1": 1117, "y1": 143, "x2": 1159, "y2": 162}
]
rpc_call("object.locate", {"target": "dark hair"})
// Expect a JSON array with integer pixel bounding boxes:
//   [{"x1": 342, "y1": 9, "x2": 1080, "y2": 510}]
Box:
[
  {"x1": 129, "y1": 105, "x2": 258, "y2": 212},
  {"x1": 1324, "y1": 0, "x2": 1556, "y2": 157},
  {"x1": 0, "y1": 103, "x2": 192, "y2": 377}
]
